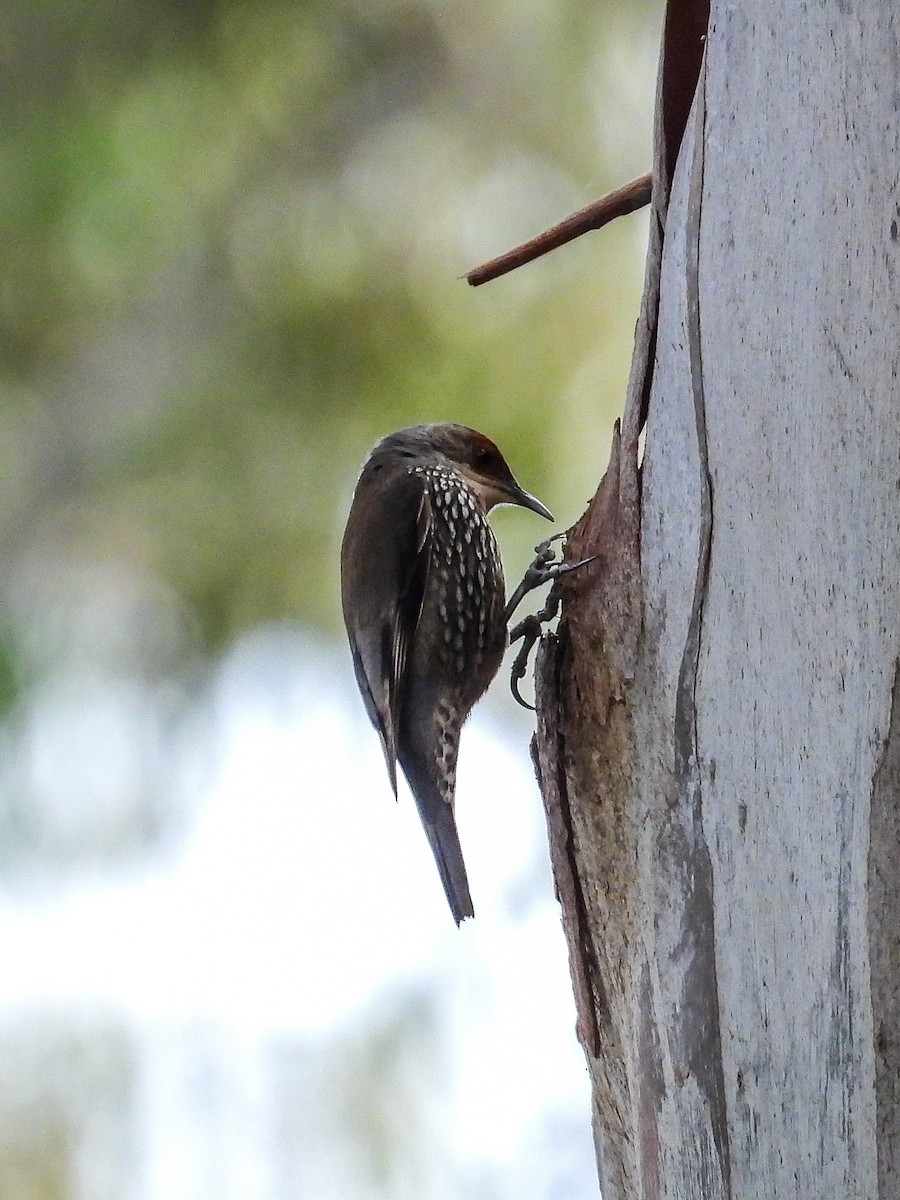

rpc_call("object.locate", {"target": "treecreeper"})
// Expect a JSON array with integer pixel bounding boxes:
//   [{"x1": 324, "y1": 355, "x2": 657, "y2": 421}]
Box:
[{"x1": 340, "y1": 423, "x2": 553, "y2": 923}]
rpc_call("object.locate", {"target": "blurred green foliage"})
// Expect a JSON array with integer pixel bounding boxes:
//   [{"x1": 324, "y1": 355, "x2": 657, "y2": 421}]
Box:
[
  {"x1": 0, "y1": 0, "x2": 656, "y2": 671},
  {"x1": 0, "y1": 5, "x2": 660, "y2": 1196}
]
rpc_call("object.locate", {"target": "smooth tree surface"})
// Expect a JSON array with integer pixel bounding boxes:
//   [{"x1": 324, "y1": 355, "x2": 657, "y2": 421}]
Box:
[{"x1": 533, "y1": 3, "x2": 900, "y2": 1197}]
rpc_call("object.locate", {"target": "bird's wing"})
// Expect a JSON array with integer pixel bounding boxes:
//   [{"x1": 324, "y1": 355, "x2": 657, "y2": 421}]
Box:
[
  {"x1": 391, "y1": 482, "x2": 432, "y2": 718},
  {"x1": 341, "y1": 465, "x2": 432, "y2": 796}
]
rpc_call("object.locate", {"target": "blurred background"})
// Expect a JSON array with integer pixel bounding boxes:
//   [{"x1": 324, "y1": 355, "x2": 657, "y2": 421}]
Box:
[{"x1": 0, "y1": 0, "x2": 657, "y2": 1196}]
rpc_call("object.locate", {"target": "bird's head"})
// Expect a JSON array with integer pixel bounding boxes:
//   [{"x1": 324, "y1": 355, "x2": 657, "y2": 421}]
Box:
[{"x1": 371, "y1": 423, "x2": 553, "y2": 520}]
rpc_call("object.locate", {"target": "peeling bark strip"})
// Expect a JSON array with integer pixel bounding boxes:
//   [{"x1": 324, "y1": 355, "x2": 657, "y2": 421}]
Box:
[
  {"x1": 659, "y1": 60, "x2": 731, "y2": 1197},
  {"x1": 637, "y1": 0, "x2": 710, "y2": 431},
  {"x1": 674, "y1": 55, "x2": 710, "y2": 793},
  {"x1": 628, "y1": 60, "x2": 734, "y2": 1198},
  {"x1": 656, "y1": 0, "x2": 710, "y2": 202}
]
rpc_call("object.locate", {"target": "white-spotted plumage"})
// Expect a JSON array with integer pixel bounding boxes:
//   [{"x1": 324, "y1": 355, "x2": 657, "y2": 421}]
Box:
[
  {"x1": 434, "y1": 698, "x2": 460, "y2": 804},
  {"x1": 413, "y1": 463, "x2": 505, "y2": 677}
]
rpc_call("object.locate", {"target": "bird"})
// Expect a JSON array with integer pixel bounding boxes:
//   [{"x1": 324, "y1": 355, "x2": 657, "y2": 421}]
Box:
[{"x1": 341, "y1": 424, "x2": 553, "y2": 923}]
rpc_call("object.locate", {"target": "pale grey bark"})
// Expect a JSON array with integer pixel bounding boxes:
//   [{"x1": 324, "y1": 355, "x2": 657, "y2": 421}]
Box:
[{"x1": 533, "y1": 4, "x2": 900, "y2": 1197}]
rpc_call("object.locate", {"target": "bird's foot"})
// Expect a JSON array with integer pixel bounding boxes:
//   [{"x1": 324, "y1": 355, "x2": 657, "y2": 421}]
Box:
[
  {"x1": 505, "y1": 535, "x2": 596, "y2": 710},
  {"x1": 503, "y1": 534, "x2": 595, "y2": 623}
]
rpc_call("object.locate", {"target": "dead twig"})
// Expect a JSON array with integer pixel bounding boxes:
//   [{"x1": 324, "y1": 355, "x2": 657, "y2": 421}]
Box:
[{"x1": 465, "y1": 171, "x2": 652, "y2": 287}]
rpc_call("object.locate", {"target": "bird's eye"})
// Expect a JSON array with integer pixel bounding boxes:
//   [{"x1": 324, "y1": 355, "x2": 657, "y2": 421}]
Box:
[{"x1": 474, "y1": 446, "x2": 493, "y2": 466}]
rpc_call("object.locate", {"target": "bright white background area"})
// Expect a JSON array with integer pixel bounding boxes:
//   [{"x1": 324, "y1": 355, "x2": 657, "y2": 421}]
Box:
[{"x1": 0, "y1": 625, "x2": 596, "y2": 1200}]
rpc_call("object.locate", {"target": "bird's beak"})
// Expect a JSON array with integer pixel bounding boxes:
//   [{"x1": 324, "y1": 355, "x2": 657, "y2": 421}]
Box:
[
  {"x1": 464, "y1": 471, "x2": 554, "y2": 520},
  {"x1": 507, "y1": 484, "x2": 553, "y2": 521}
]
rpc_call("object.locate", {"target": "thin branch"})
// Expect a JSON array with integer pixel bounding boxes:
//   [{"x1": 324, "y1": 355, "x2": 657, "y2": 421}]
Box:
[{"x1": 465, "y1": 170, "x2": 652, "y2": 287}]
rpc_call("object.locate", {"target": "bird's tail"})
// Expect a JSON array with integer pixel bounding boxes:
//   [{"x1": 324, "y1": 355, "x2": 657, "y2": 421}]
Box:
[
  {"x1": 400, "y1": 752, "x2": 474, "y2": 924},
  {"x1": 420, "y1": 801, "x2": 474, "y2": 925}
]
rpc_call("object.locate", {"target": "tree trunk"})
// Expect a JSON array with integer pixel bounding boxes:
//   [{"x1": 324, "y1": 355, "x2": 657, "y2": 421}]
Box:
[{"x1": 533, "y1": 4, "x2": 900, "y2": 1196}]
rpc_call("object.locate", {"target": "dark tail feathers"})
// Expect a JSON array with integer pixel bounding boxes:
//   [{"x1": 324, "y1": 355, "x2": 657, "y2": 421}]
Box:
[
  {"x1": 399, "y1": 734, "x2": 474, "y2": 924},
  {"x1": 421, "y1": 801, "x2": 474, "y2": 924}
]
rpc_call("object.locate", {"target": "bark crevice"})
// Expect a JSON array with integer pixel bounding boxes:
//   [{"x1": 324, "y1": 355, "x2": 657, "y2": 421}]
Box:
[
  {"x1": 532, "y1": 633, "x2": 604, "y2": 1061},
  {"x1": 870, "y1": 657, "x2": 900, "y2": 1194},
  {"x1": 667, "y1": 57, "x2": 731, "y2": 1198}
]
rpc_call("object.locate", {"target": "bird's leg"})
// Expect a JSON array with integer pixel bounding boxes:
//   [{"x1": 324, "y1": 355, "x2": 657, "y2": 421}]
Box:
[
  {"x1": 504, "y1": 537, "x2": 595, "y2": 624},
  {"x1": 508, "y1": 589, "x2": 563, "y2": 711},
  {"x1": 504, "y1": 534, "x2": 562, "y2": 625},
  {"x1": 505, "y1": 535, "x2": 597, "y2": 710},
  {"x1": 503, "y1": 534, "x2": 596, "y2": 624}
]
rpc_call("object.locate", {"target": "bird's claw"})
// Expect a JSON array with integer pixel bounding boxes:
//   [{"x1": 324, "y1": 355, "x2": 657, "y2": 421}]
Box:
[
  {"x1": 503, "y1": 534, "x2": 561, "y2": 624},
  {"x1": 505, "y1": 535, "x2": 597, "y2": 709},
  {"x1": 508, "y1": 613, "x2": 550, "y2": 710},
  {"x1": 504, "y1": 533, "x2": 597, "y2": 623}
]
